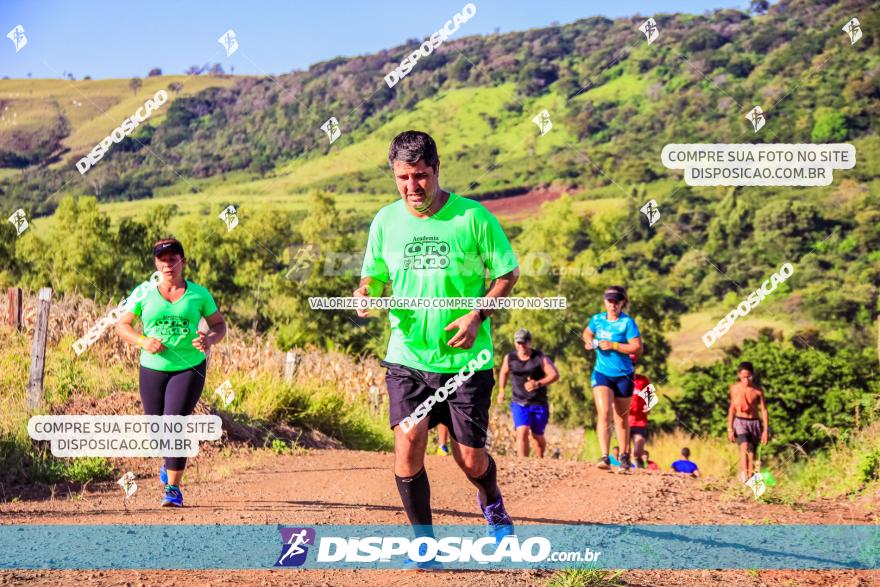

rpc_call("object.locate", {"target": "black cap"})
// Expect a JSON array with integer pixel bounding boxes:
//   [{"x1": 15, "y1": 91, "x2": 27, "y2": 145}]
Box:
[
  {"x1": 153, "y1": 241, "x2": 185, "y2": 258},
  {"x1": 604, "y1": 289, "x2": 625, "y2": 302}
]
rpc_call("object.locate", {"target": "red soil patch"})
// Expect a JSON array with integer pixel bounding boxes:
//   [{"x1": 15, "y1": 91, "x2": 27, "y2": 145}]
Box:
[{"x1": 479, "y1": 186, "x2": 567, "y2": 221}]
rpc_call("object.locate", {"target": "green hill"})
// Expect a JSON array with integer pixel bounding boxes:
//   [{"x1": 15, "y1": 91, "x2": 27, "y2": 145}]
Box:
[{"x1": 0, "y1": 75, "x2": 237, "y2": 170}]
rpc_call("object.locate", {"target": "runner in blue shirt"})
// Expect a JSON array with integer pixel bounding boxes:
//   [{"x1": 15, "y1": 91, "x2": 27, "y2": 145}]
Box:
[{"x1": 582, "y1": 285, "x2": 642, "y2": 472}]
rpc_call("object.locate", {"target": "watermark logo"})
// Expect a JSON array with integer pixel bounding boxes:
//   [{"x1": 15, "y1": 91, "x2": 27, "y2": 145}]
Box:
[
  {"x1": 639, "y1": 18, "x2": 659, "y2": 44},
  {"x1": 6, "y1": 25, "x2": 27, "y2": 53},
  {"x1": 746, "y1": 106, "x2": 765, "y2": 133},
  {"x1": 285, "y1": 243, "x2": 321, "y2": 281},
  {"x1": 636, "y1": 383, "x2": 658, "y2": 411},
  {"x1": 745, "y1": 472, "x2": 766, "y2": 498},
  {"x1": 842, "y1": 17, "x2": 862, "y2": 45},
  {"x1": 310, "y1": 296, "x2": 567, "y2": 311},
  {"x1": 218, "y1": 29, "x2": 239, "y2": 56},
  {"x1": 77, "y1": 90, "x2": 168, "y2": 174},
  {"x1": 214, "y1": 380, "x2": 235, "y2": 407},
  {"x1": 321, "y1": 117, "x2": 341, "y2": 144},
  {"x1": 27, "y1": 415, "x2": 223, "y2": 457},
  {"x1": 640, "y1": 199, "x2": 660, "y2": 227},
  {"x1": 275, "y1": 527, "x2": 316, "y2": 567},
  {"x1": 317, "y1": 533, "x2": 554, "y2": 564},
  {"x1": 117, "y1": 471, "x2": 138, "y2": 497},
  {"x1": 400, "y1": 348, "x2": 492, "y2": 433},
  {"x1": 532, "y1": 110, "x2": 552, "y2": 136},
  {"x1": 384, "y1": 3, "x2": 476, "y2": 88},
  {"x1": 8, "y1": 208, "x2": 28, "y2": 236},
  {"x1": 219, "y1": 205, "x2": 239, "y2": 231},
  {"x1": 661, "y1": 143, "x2": 855, "y2": 187},
  {"x1": 702, "y1": 262, "x2": 794, "y2": 348}
]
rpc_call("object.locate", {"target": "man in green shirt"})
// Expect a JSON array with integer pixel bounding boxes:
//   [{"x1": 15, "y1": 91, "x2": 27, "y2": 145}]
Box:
[{"x1": 356, "y1": 131, "x2": 519, "y2": 569}]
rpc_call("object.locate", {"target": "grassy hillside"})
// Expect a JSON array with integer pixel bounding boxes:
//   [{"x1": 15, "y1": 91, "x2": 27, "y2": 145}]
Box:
[{"x1": 0, "y1": 75, "x2": 237, "y2": 168}]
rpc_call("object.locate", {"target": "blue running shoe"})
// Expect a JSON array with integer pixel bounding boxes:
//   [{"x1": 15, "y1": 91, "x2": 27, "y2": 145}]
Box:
[
  {"x1": 159, "y1": 463, "x2": 168, "y2": 485},
  {"x1": 478, "y1": 493, "x2": 514, "y2": 543},
  {"x1": 401, "y1": 540, "x2": 443, "y2": 571},
  {"x1": 161, "y1": 484, "x2": 183, "y2": 507}
]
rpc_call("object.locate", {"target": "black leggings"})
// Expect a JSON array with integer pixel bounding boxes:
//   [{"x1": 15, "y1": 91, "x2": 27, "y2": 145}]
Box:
[{"x1": 139, "y1": 360, "x2": 206, "y2": 470}]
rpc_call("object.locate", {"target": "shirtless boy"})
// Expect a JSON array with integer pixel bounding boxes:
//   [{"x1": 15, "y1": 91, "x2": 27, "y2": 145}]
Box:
[{"x1": 727, "y1": 361, "x2": 769, "y2": 482}]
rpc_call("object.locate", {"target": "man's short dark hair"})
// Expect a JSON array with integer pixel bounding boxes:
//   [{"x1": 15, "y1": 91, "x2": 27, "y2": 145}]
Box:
[
  {"x1": 681, "y1": 447, "x2": 690, "y2": 458},
  {"x1": 737, "y1": 361, "x2": 754, "y2": 374},
  {"x1": 388, "y1": 130, "x2": 439, "y2": 171}
]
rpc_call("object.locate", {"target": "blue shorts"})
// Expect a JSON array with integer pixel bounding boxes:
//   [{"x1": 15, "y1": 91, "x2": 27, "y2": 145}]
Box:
[
  {"x1": 510, "y1": 403, "x2": 549, "y2": 435},
  {"x1": 591, "y1": 370, "x2": 635, "y2": 398}
]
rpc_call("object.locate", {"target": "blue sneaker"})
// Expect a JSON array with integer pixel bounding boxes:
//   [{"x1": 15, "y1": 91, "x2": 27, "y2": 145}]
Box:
[
  {"x1": 159, "y1": 464, "x2": 168, "y2": 485},
  {"x1": 161, "y1": 484, "x2": 183, "y2": 507},
  {"x1": 478, "y1": 493, "x2": 514, "y2": 543},
  {"x1": 401, "y1": 540, "x2": 443, "y2": 571}
]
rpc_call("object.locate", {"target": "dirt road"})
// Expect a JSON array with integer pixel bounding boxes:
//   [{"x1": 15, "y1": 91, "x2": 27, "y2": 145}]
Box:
[{"x1": 2, "y1": 449, "x2": 878, "y2": 586}]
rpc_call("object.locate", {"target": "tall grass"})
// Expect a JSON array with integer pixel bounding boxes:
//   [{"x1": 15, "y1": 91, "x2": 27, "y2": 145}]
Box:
[
  {"x1": 579, "y1": 427, "x2": 740, "y2": 478},
  {"x1": 769, "y1": 422, "x2": 880, "y2": 502}
]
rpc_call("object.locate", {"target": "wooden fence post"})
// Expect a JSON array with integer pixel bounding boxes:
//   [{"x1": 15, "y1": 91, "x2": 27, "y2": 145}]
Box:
[
  {"x1": 284, "y1": 351, "x2": 300, "y2": 381},
  {"x1": 6, "y1": 287, "x2": 22, "y2": 330},
  {"x1": 27, "y1": 288, "x2": 52, "y2": 410}
]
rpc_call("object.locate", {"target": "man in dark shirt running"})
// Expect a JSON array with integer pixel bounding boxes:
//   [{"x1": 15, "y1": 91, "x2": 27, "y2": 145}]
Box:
[
  {"x1": 497, "y1": 328, "x2": 559, "y2": 458},
  {"x1": 355, "y1": 130, "x2": 520, "y2": 570}
]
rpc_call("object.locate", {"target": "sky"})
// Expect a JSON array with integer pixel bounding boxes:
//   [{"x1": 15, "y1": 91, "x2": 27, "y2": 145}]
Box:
[{"x1": 0, "y1": 0, "x2": 753, "y2": 79}]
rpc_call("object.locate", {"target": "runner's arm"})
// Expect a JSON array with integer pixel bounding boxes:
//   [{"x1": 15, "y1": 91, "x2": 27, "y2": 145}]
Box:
[
  {"x1": 478, "y1": 267, "x2": 519, "y2": 321},
  {"x1": 447, "y1": 268, "x2": 519, "y2": 349},
  {"x1": 353, "y1": 276, "x2": 387, "y2": 318},
  {"x1": 582, "y1": 325, "x2": 594, "y2": 350},
  {"x1": 597, "y1": 336, "x2": 641, "y2": 354},
  {"x1": 727, "y1": 385, "x2": 736, "y2": 442},
  {"x1": 115, "y1": 311, "x2": 165, "y2": 353},
  {"x1": 537, "y1": 357, "x2": 559, "y2": 386},
  {"x1": 497, "y1": 354, "x2": 510, "y2": 404},
  {"x1": 194, "y1": 311, "x2": 227, "y2": 351},
  {"x1": 115, "y1": 311, "x2": 141, "y2": 346},
  {"x1": 759, "y1": 388, "x2": 769, "y2": 444}
]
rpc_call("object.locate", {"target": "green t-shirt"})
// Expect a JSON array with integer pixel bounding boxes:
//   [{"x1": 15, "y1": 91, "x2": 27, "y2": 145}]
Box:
[
  {"x1": 125, "y1": 280, "x2": 218, "y2": 372},
  {"x1": 361, "y1": 192, "x2": 518, "y2": 373}
]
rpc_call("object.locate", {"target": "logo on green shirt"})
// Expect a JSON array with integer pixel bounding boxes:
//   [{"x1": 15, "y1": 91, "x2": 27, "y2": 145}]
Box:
[
  {"x1": 151, "y1": 315, "x2": 191, "y2": 346},
  {"x1": 403, "y1": 236, "x2": 450, "y2": 270}
]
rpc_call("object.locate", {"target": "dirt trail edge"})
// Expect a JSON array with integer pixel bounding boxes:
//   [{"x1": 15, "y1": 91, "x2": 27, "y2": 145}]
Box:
[{"x1": 2, "y1": 449, "x2": 877, "y2": 587}]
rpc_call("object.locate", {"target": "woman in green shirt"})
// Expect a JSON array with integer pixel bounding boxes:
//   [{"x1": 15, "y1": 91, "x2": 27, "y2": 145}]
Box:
[{"x1": 116, "y1": 239, "x2": 227, "y2": 507}]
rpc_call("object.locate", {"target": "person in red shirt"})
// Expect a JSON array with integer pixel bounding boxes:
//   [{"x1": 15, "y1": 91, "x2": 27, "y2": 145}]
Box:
[
  {"x1": 627, "y1": 354, "x2": 652, "y2": 469},
  {"x1": 642, "y1": 450, "x2": 659, "y2": 471}
]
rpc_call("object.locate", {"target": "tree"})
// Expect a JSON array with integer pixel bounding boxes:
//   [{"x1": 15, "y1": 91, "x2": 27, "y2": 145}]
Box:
[
  {"x1": 209, "y1": 63, "x2": 225, "y2": 76},
  {"x1": 129, "y1": 77, "x2": 143, "y2": 95},
  {"x1": 167, "y1": 81, "x2": 183, "y2": 94},
  {"x1": 811, "y1": 108, "x2": 847, "y2": 142},
  {"x1": 675, "y1": 334, "x2": 880, "y2": 454},
  {"x1": 148, "y1": 68, "x2": 162, "y2": 77},
  {"x1": 268, "y1": 191, "x2": 381, "y2": 353}
]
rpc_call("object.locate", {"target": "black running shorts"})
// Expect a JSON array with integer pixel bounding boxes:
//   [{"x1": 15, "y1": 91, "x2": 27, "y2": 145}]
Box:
[
  {"x1": 382, "y1": 360, "x2": 494, "y2": 449},
  {"x1": 630, "y1": 425, "x2": 649, "y2": 440}
]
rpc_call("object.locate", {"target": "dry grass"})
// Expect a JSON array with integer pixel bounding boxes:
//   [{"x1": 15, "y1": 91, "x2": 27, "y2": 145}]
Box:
[{"x1": 643, "y1": 429, "x2": 739, "y2": 479}]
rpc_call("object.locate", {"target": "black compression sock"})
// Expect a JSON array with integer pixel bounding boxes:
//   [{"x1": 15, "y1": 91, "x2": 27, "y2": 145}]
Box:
[
  {"x1": 467, "y1": 454, "x2": 501, "y2": 506},
  {"x1": 395, "y1": 467, "x2": 433, "y2": 538}
]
